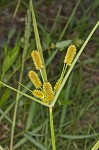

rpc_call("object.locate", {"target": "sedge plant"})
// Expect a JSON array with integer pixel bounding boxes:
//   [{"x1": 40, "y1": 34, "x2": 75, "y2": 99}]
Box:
[
  {"x1": 28, "y1": 43, "x2": 76, "y2": 150},
  {"x1": 0, "y1": 0, "x2": 99, "y2": 149}
]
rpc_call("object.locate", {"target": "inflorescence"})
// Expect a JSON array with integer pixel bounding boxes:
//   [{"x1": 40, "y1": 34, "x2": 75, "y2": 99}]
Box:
[{"x1": 28, "y1": 45, "x2": 76, "y2": 104}]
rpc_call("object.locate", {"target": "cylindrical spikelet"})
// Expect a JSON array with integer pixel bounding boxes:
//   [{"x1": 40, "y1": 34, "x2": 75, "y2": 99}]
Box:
[
  {"x1": 31, "y1": 50, "x2": 43, "y2": 70},
  {"x1": 43, "y1": 82, "x2": 54, "y2": 102},
  {"x1": 64, "y1": 45, "x2": 76, "y2": 66},
  {"x1": 33, "y1": 90, "x2": 44, "y2": 99},
  {"x1": 54, "y1": 79, "x2": 60, "y2": 92},
  {"x1": 28, "y1": 70, "x2": 42, "y2": 88}
]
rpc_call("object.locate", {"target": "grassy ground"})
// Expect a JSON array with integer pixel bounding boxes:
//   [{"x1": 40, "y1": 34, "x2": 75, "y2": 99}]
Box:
[{"x1": 0, "y1": 0, "x2": 99, "y2": 150}]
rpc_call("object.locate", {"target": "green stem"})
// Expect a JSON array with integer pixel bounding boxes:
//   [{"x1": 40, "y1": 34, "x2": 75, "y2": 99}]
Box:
[
  {"x1": 13, "y1": 0, "x2": 21, "y2": 18},
  {"x1": 49, "y1": 107, "x2": 56, "y2": 150},
  {"x1": 59, "y1": 0, "x2": 81, "y2": 41},
  {"x1": 51, "y1": 20, "x2": 99, "y2": 107},
  {"x1": 59, "y1": 64, "x2": 67, "y2": 84},
  {"x1": 60, "y1": 64, "x2": 65, "y2": 80},
  {"x1": 40, "y1": 69, "x2": 44, "y2": 82},
  {"x1": 91, "y1": 140, "x2": 99, "y2": 150},
  {"x1": 0, "y1": 81, "x2": 50, "y2": 107},
  {"x1": 10, "y1": 72, "x2": 22, "y2": 150},
  {"x1": 0, "y1": 145, "x2": 4, "y2": 150},
  {"x1": 10, "y1": 4, "x2": 31, "y2": 149}
]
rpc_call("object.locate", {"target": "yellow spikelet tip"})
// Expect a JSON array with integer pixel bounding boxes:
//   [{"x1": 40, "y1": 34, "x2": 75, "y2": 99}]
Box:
[
  {"x1": 64, "y1": 45, "x2": 76, "y2": 66},
  {"x1": 32, "y1": 90, "x2": 44, "y2": 99},
  {"x1": 54, "y1": 79, "x2": 60, "y2": 92},
  {"x1": 28, "y1": 70, "x2": 42, "y2": 88},
  {"x1": 31, "y1": 50, "x2": 43, "y2": 70},
  {"x1": 43, "y1": 82, "x2": 54, "y2": 102}
]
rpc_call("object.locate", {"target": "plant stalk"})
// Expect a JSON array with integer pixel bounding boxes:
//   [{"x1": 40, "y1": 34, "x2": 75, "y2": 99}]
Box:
[
  {"x1": 10, "y1": 3, "x2": 31, "y2": 149},
  {"x1": 49, "y1": 106, "x2": 56, "y2": 150},
  {"x1": 91, "y1": 140, "x2": 99, "y2": 150},
  {"x1": 10, "y1": 71, "x2": 22, "y2": 150}
]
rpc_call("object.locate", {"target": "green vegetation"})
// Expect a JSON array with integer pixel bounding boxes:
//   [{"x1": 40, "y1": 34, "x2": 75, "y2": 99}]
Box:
[{"x1": 0, "y1": 0, "x2": 99, "y2": 149}]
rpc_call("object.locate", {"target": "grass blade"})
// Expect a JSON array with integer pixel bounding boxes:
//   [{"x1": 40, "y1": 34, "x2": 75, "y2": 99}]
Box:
[
  {"x1": 59, "y1": 74, "x2": 73, "y2": 132},
  {"x1": 0, "y1": 81, "x2": 49, "y2": 107},
  {"x1": 59, "y1": 0, "x2": 81, "y2": 41},
  {"x1": 14, "y1": 120, "x2": 48, "y2": 149},
  {"x1": 30, "y1": 0, "x2": 47, "y2": 82},
  {"x1": 24, "y1": 134, "x2": 48, "y2": 150},
  {"x1": 0, "y1": 102, "x2": 15, "y2": 123},
  {"x1": 59, "y1": 133, "x2": 99, "y2": 140},
  {"x1": 51, "y1": 20, "x2": 99, "y2": 106},
  {"x1": 26, "y1": 101, "x2": 37, "y2": 130},
  {"x1": 91, "y1": 140, "x2": 99, "y2": 150}
]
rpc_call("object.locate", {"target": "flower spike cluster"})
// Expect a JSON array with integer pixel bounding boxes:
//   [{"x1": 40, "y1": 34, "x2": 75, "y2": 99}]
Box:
[
  {"x1": 28, "y1": 50, "x2": 54, "y2": 104},
  {"x1": 54, "y1": 44, "x2": 77, "y2": 93},
  {"x1": 43, "y1": 82, "x2": 54, "y2": 102},
  {"x1": 28, "y1": 45, "x2": 76, "y2": 104},
  {"x1": 33, "y1": 90, "x2": 44, "y2": 99},
  {"x1": 31, "y1": 50, "x2": 43, "y2": 70},
  {"x1": 28, "y1": 70, "x2": 42, "y2": 88},
  {"x1": 64, "y1": 45, "x2": 76, "y2": 66}
]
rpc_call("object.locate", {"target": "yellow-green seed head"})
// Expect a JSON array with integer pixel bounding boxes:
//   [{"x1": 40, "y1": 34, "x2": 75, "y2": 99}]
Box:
[
  {"x1": 32, "y1": 90, "x2": 44, "y2": 99},
  {"x1": 64, "y1": 45, "x2": 76, "y2": 66},
  {"x1": 31, "y1": 50, "x2": 43, "y2": 70},
  {"x1": 43, "y1": 82, "x2": 54, "y2": 102},
  {"x1": 28, "y1": 70, "x2": 42, "y2": 88}
]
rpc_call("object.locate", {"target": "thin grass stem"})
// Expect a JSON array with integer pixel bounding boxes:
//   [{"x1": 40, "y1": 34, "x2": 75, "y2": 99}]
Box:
[
  {"x1": 60, "y1": 63, "x2": 66, "y2": 80},
  {"x1": 10, "y1": 67, "x2": 24, "y2": 150},
  {"x1": 49, "y1": 107, "x2": 56, "y2": 150},
  {"x1": 18, "y1": 82, "x2": 32, "y2": 93},
  {"x1": 91, "y1": 140, "x2": 99, "y2": 150},
  {"x1": 51, "y1": 20, "x2": 99, "y2": 107},
  {"x1": 58, "y1": 64, "x2": 67, "y2": 87},
  {"x1": 10, "y1": 5, "x2": 32, "y2": 148},
  {"x1": 13, "y1": 0, "x2": 21, "y2": 18},
  {"x1": 0, "y1": 81, "x2": 50, "y2": 107},
  {"x1": 0, "y1": 145, "x2": 4, "y2": 150},
  {"x1": 40, "y1": 69, "x2": 45, "y2": 82},
  {"x1": 59, "y1": 0, "x2": 81, "y2": 41}
]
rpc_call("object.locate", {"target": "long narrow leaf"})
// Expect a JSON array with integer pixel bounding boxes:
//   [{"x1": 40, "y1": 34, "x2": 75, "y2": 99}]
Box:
[
  {"x1": 0, "y1": 81, "x2": 49, "y2": 107},
  {"x1": 14, "y1": 119, "x2": 49, "y2": 149},
  {"x1": 24, "y1": 134, "x2": 48, "y2": 150},
  {"x1": 59, "y1": 133, "x2": 99, "y2": 140},
  {"x1": 51, "y1": 20, "x2": 99, "y2": 106},
  {"x1": 30, "y1": 0, "x2": 47, "y2": 82},
  {"x1": 91, "y1": 140, "x2": 99, "y2": 150}
]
